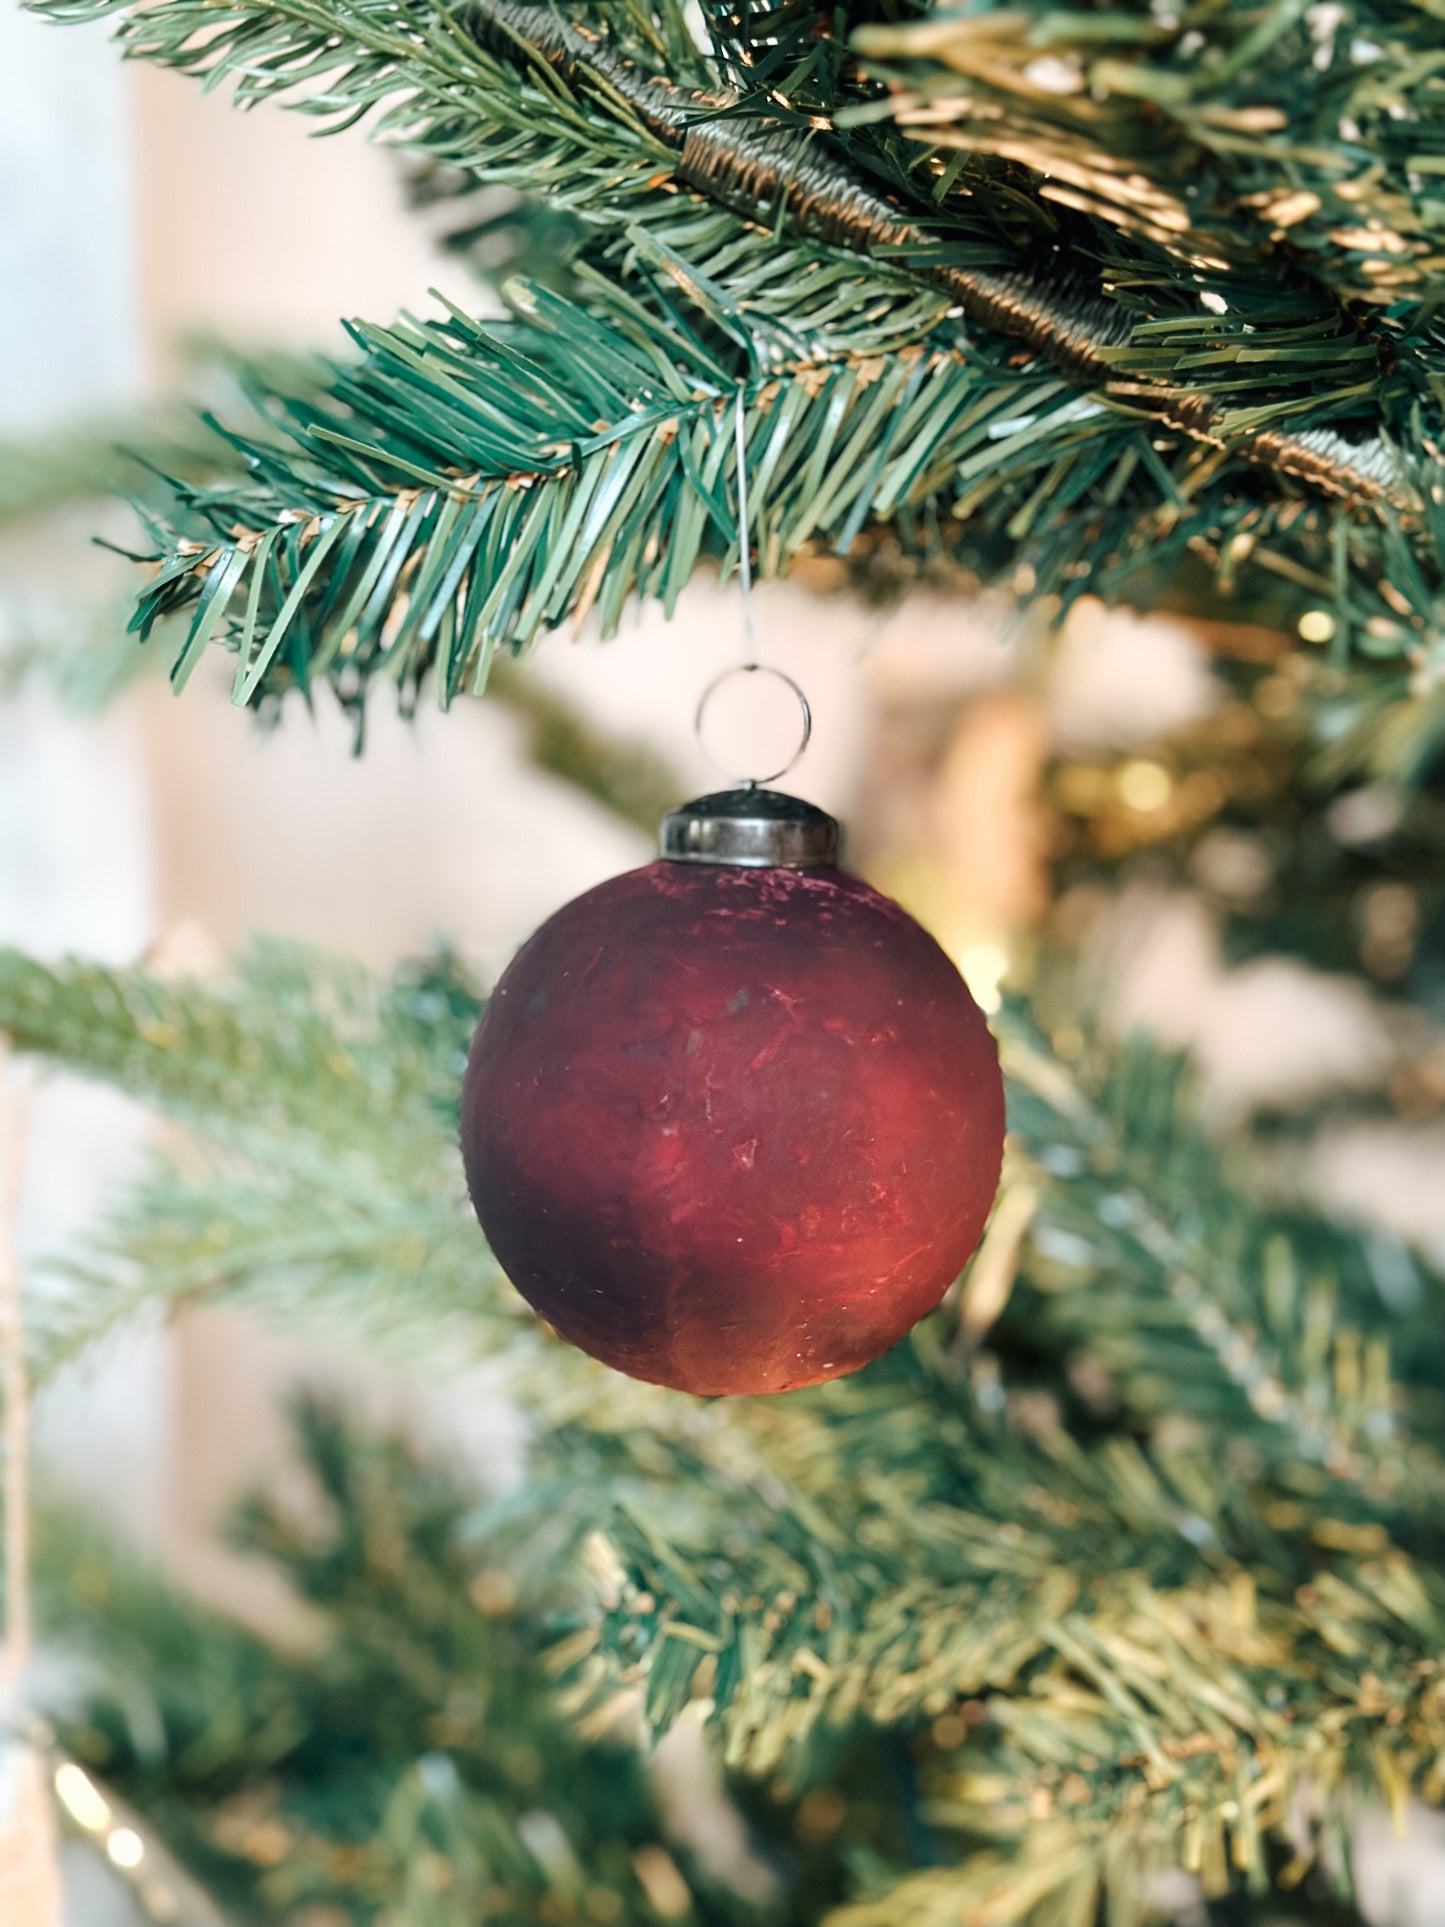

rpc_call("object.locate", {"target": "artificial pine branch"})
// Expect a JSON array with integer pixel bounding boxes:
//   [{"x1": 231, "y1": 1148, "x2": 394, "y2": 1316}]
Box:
[
  {"x1": 1000, "y1": 1025, "x2": 1445, "y2": 1477},
  {"x1": 32, "y1": 0, "x2": 1414, "y2": 506},
  {"x1": 849, "y1": 2, "x2": 1445, "y2": 315},
  {"x1": 25, "y1": 0, "x2": 687, "y2": 242},
  {"x1": 40, "y1": 1165, "x2": 507, "y2": 1387},
  {"x1": 48, "y1": 240, "x2": 1437, "y2": 773},
  {"x1": 112, "y1": 267, "x2": 1039, "y2": 711},
  {"x1": 45, "y1": 1399, "x2": 1421, "y2": 1925},
  {"x1": 470, "y1": 0, "x2": 1408, "y2": 509},
  {"x1": 0, "y1": 939, "x2": 458, "y2": 1165},
  {"x1": 19, "y1": 0, "x2": 1445, "y2": 766},
  {"x1": 0, "y1": 943, "x2": 514, "y2": 1382},
  {"x1": 38, "y1": 1402, "x2": 787, "y2": 1926},
  {"x1": 553, "y1": 1340, "x2": 1445, "y2": 1908}
]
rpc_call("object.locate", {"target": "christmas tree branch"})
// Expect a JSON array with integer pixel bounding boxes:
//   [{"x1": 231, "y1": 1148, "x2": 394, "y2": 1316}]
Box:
[
  {"x1": 61, "y1": 248, "x2": 1442, "y2": 775},
  {"x1": 999, "y1": 1023, "x2": 1445, "y2": 1482},
  {"x1": 0, "y1": 944, "x2": 519, "y2": 1381},
  {"x1": 548, "y1": 1366, "x2": 1445, "y2": 1922},
  {"x1": 0, "y1": 397, "x2": 684, "y2": 822},
  {"x1": 23, "y1": 0, "x2": 1445, "y2": 767},
  {"x1": 0, "y1": 940, "x2": 460, "y2": 1169},
  {"x1": 850, "y1": 0, "x2": 1445, "y2": 316},
  {"x1": 547, "y1": 1315, "x2": 1445, "y2": 1919},
  {"x1": 31, "y1": 0, "x2": 1418, "y2": 507},
  {"x1": 28, "y1": 0, "x2": 1445, "y2": 774},
  {"x1": 468, "y1": 0, "x2": 1411, "y2": 509},
  {"x1": 28, "y1": 0, "x2": 672, "y2": 200},
  {"x1": 35, "y1": 1402, "x2": 756, "y2": 1927},
  {"x1": 35, "y1": 1165, "x2": 508, "y2": 1388},
  {"x1": 110, "y1": 266, "x2": 1031, "y2": 709}
]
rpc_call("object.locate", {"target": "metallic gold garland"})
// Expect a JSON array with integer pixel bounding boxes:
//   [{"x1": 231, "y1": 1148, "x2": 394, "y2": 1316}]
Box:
[{"x1": 469, "y1": 0, "x2": 1400, "y2": 510}]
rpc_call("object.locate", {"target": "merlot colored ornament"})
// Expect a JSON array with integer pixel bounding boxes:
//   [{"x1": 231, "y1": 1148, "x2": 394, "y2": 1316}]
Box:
[{"x1": 461, "y1": 789, "x2": 1004, "y2": 1396}]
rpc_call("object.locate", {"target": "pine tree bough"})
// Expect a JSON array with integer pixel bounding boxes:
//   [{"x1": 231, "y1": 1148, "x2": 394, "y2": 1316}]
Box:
[
  {"x1": 848, "y1": 2, "x2": 1445, "y2": 310},
  {"x1": 24, "y1": 0, "x2": 1445, "y2": 760},
  {"x1": 468, "y1": 0, "x2": 1399, "y2": 507},
  {"x1": 33, "y1": 1403, "x2": 715, "y2": 1927},
  {"x1": 471, "y1": 0, "x2": 1135, "y2": 374}
]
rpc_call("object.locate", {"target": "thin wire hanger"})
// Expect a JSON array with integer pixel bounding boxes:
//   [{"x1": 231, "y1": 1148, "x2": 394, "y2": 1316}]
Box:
[{"x1": 694, "y1": 391, "x2": 812, "y2": 792}]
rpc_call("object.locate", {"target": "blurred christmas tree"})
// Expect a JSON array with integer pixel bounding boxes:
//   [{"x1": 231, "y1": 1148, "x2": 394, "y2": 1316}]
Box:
[{"x1": 4, "y1": 0, "x2": 1445, "y2": 1919}]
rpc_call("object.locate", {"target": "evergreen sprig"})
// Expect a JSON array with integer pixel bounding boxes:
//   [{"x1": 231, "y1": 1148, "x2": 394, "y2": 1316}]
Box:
[
  {"x1": 122, "y1": 259, "x2": 972, "y2": 715},
  {"x1": 547, "y1": 1032, "x2": 1445, "y2": 1781},
  {"x1": 30, "y1": 0, "x2": 673, "y2": 202},
  {"x1": 66, "y1": 251, "x2": 1443, "y2": 776},
  {"x1": 1000, "y1": 1027, "x2": 1444, "y2": 1475},
  {"x1": 0, "y1": 942, "x2": 513, "y2": 1378}
]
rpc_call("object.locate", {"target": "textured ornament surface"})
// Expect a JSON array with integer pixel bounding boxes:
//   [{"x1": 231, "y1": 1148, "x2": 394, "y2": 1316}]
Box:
[{"x1": 462, "y1": 860, "x2": 1004, "y2": 1395}]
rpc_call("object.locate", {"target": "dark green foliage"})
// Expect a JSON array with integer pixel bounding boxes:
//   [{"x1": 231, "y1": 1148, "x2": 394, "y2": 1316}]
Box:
[
  {"x1": 40, "y1": 1401, "x2": 799, "y2": 1924},
  {"x1": 116, "y1": 255, "x2": 985, "y2": 713},
  {"x1": 24, "y1": 0, "x2": 1445, "y2": 775},
  {"x1": 61, "y1": 264, "x2": 1445, "y2": 778},
  {"x1": 850, "y1": 0, "x2": 1445, "y2": 318}
]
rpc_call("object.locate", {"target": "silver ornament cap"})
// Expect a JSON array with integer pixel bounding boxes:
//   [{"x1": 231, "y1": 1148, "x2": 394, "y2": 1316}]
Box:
[{"x1": 660, "y1": 788, "x2": 840, "y2": 869}]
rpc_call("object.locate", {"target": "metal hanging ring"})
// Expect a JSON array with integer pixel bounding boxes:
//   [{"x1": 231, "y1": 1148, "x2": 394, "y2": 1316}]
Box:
[{"x1": 694, "y1": 662, "x2": 812, "y2": 789}]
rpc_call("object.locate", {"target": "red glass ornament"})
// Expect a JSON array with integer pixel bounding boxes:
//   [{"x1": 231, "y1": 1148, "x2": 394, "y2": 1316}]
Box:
[{"x1": 461, "y1": 795, "x2": 1004, "y2": 1396}]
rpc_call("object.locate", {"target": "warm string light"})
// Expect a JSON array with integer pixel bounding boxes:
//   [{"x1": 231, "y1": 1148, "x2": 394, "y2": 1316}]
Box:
[
  {"x1": 54, "y1": 1762, "x2": 112, "y2": 1834},
  {"x1": 56, "y1": 1757, "x2": 240, "y2": 1927},
  {"x1": 51, "y1": 1750, "x2": 230, "y2": 1923},
  {"x1": 55, "y1": 1752, "x2": 218, "y2": 1922},
  {"x1": 52, "y1": 1764, "x2": 148, "y2": 1876}
]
